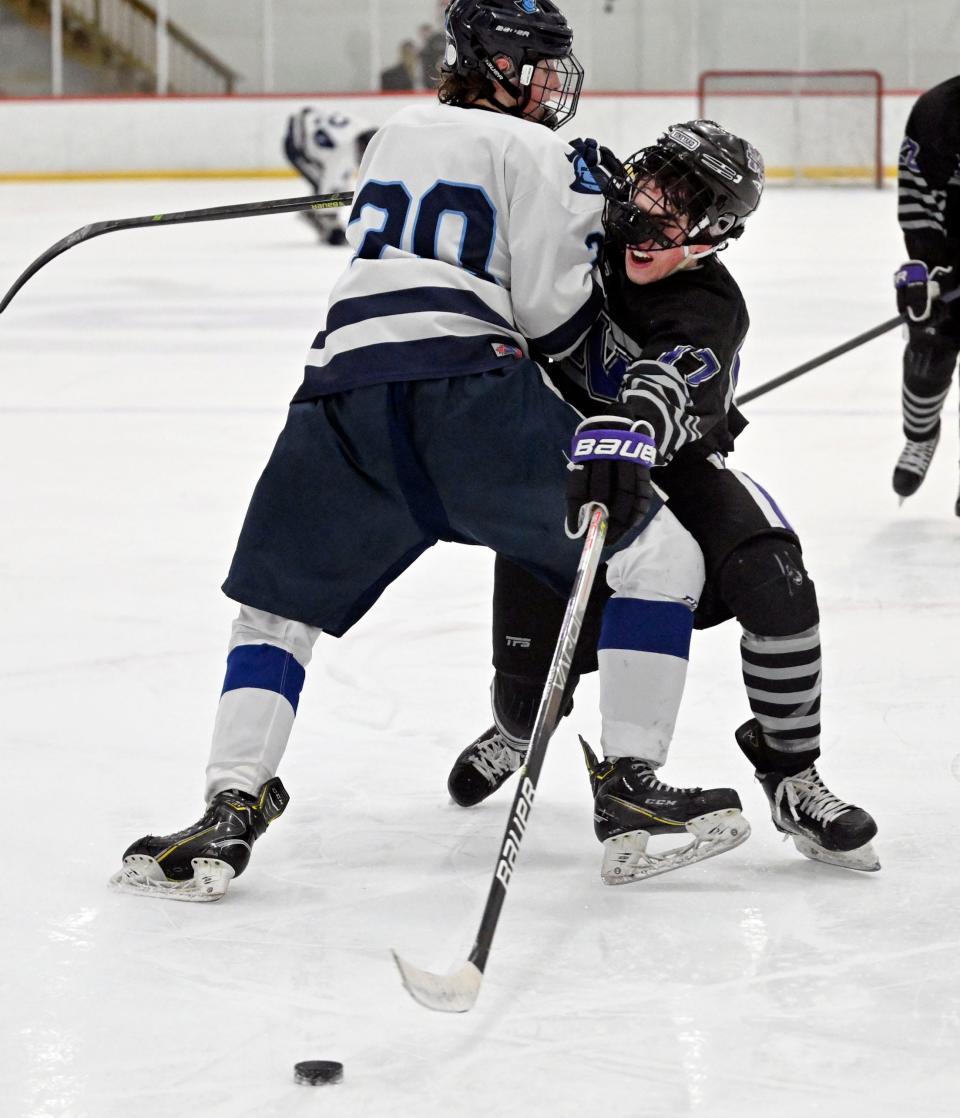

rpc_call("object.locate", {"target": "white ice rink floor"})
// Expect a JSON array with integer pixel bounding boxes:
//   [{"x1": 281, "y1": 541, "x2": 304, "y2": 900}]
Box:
[{"x1": 1, "y1": 179, "x2": 959, "y2": 1118}]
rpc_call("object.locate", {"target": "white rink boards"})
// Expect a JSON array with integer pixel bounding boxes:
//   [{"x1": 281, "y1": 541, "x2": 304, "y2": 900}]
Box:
[{"x1": 1, "y1": 180, "x2": 959, "y2": 1118}]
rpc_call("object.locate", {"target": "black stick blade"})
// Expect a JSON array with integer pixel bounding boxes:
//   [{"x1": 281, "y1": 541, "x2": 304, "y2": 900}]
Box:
[
  {"x1": 0, "y1": 190, "x2": 354, "y2": 315},
  {"x1": 0, "y1": 222, "x2": 101, "y2": 315}
]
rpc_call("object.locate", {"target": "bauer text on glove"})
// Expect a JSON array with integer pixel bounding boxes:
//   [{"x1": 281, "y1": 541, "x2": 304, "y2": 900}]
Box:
[{"x1": 565, "y1": 416, "x2": 656, "y2": 545}]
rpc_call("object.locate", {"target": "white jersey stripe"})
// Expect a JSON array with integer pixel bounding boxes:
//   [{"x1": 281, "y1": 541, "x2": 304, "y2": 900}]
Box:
[
  {"x1": 294, "y1": 102, "x2": 605, "y2": 400},
  {"x1": 309, "y1": 310, "x2": 527, "y2": 365}
]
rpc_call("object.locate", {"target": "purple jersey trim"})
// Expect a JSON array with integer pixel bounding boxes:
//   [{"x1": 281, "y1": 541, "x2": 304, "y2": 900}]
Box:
[{"x1": 742, "y1": 472, "x2": 794, "y2": 531}]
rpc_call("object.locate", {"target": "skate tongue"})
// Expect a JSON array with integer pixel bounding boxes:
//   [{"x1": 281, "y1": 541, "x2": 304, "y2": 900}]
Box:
[{"x1": 578, "y1": 735, "x2": 605, "y2": 796}]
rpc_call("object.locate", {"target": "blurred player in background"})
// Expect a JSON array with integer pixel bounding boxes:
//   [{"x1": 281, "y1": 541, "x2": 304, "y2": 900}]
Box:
[
  {"x1": 111, "y1": 0, "x2": 740, "y2": 901},
  {"x1": 283, "y1": 106, "x2": 377, "y2": 245},
  {"x1": 448, "y1": 123, "x2": 879, "y2": 876},
  {"x1": 892, "y1": 76, "x2": 960, "y2": 514}
]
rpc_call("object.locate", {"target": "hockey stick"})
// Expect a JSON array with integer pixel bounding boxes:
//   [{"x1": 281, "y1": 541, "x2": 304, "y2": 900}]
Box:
[
  {"x1": 393, "y1": 504, "x2": 608, "y2": 1013},
  {"x1": 0, "y1": 189, "x2": 355, "y2": 316},
  {"x1": 737, "y1": 286, "x2": 960, "y2": 405}
]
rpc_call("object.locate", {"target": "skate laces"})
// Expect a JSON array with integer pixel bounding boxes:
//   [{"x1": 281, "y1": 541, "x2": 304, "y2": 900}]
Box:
[
  {"x1": 471, "y1": 732, "x2": 526, "y2": 783},
  {"x1": 897, "y1": 435, "x2": 938, "y2": 475},
  {"x1": 777, "y1": 766, "x2": 851, "y2": 825},
  {"x1": 627, "y1": 762, "x2": 701, "y2": 795}
]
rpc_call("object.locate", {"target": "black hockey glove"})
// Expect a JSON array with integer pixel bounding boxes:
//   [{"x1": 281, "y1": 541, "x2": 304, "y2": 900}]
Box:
[
  {"x1": 894, "y1": 260, "x2": 953, "y2": 323},
  {"x1": 565, "y1": 416, "x2": 656, "y2": 546},
  {"x1": 568, "y1": 137, "x2": 628, "y2": 199}
]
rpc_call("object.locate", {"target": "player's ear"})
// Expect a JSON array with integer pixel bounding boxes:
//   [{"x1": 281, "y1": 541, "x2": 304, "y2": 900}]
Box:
[{"x1": 492, "y1": 54, "x2": 517, "y2": 77}]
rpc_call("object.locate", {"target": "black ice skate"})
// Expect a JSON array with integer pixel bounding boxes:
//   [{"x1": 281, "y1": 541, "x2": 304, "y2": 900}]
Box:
[
  {"x1": 892, "y1": 431, "x2": 939, "y2": 501},
  {"x1": 110, "y1": 777, "x2": 289, "y2": 902},
  {"x1": 447, "y1": 726, "x2": 527, "y2": 807},
  {"x1": 581, "y1": 737, "x2": 749, "y2": 884},
  {"x1": 735, "y1": 719, "x2": 879, "y2": 872}
]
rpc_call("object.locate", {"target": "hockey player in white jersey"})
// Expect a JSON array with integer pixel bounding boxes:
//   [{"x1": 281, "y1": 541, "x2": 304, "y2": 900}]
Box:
[
  {"x1": 111, "y1": 0, "x2": 744, "y2": 903},
  {"x1": 283, "y1": 106, "x2": 377, "y2": 245}
]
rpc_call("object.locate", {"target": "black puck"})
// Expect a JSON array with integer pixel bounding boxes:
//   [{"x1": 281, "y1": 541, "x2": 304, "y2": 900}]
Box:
[{"x1": 294, "y1": 1060, "x2": 343, "y2": 1086}]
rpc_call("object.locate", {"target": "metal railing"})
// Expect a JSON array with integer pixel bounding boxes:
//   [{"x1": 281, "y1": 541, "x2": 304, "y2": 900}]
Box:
[
  {"x1": 2, "y1": 0, "x2": 240, "y2": 94},
  {"x1": 65, "y1": 0, "x2": 239, "y2": 92}
]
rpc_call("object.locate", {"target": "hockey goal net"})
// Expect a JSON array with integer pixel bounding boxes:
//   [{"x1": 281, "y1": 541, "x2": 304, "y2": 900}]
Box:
[{"x1": 697, "y1": 70, "x2": 884, "y2": 188}]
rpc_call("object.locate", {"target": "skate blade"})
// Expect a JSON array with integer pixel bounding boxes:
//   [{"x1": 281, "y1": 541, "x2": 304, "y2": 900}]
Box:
[
  {"x1": 600, "y1": 809, "x2": 751, "y2": 885},
  {"x1": 109, "y1": 855, "x2": 235, "y2": 902},
  {"x1": 792, "y1": 835, "x2": 881, "y2": 872}
]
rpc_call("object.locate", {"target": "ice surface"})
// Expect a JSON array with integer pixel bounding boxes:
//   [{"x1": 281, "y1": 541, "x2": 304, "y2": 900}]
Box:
[{"x1": 1, "y1": 179, "x2": 959, "y2": 1118}]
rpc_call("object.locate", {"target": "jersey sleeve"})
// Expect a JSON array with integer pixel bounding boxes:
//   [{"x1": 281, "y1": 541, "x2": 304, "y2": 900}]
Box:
[
  {"x1": 898, "y1": 83, "x2": 960, "y2": 269},
  {"x1": 506, "y1": 140, "x2": 606, "y2": 359},
  {"x1": 284, "y1": 108, "x2": 323, "y2": 180},
  {"x1": 618, "y1": 280, "x2": 747, "y2": 464}
]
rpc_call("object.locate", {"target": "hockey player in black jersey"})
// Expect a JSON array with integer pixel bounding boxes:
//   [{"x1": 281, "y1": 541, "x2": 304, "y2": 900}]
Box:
[
  {"x1": 892, "y1": 76, "x2": 960, "y2": 513},
  {"x1": 449, "y1": 121, "x2": 880, "y2": 877}
]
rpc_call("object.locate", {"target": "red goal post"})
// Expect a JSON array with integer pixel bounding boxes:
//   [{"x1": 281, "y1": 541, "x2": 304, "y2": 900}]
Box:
[{"x1": 697, "y1": 70, "x2": 884, "y2": 189}]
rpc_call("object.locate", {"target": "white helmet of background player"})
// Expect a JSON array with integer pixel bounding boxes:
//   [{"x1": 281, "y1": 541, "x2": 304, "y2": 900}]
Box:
[
  {"x1": 440, "y1": 0, "x2": 584, "y2": 130},
  {"x1": 604, "y1": 120, "x2": 765, "y2": 251}
]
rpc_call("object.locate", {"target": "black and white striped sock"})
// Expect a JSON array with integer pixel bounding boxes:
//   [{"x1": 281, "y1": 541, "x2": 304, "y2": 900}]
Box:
[
  {"x1": 901, "y1": 342, "x2": 956, "y2": 441},
  {"x1": 902, "y1": 381, "x2": 949, "y2": 441},
  {"x1": 740, "y1": 625, "x2": 821, "y2": 761}
]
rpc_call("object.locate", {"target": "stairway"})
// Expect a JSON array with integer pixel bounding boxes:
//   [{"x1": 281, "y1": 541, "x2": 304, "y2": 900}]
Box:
[{"x1": 0, "y1": 0, "x2": 240, "y2": 94}]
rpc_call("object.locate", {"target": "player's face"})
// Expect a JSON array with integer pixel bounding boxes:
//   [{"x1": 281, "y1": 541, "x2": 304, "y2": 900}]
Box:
[
  {"x1": 622, "y1": 181, "x2": 708, "y2": 285},
  {"x1": 523, "y1": 58, "x2": 564, "y2": 121},
  {"x1": 490, "y1": 57, "x2": 565, "y2": 125}
]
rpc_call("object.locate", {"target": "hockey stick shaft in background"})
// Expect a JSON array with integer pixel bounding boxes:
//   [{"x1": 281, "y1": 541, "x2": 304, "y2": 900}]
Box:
[
  {"x1": 393, "y1": 504, "x2": 609, "y2": 1013},
  {"x1": 737, "y1": 286, "x2": 960, "y2": 405},
  {"x1": 0, "y1": 189, "x2": 355, "y2": 316}
]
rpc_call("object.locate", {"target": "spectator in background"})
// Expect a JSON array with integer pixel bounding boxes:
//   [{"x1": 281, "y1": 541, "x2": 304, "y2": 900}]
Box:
[
  {"x1": 418, "y1": 21, "x2": 446, "y2": 88},
  {"x1": 380, "y1": 40, "x2": 420, "y2": 91}
]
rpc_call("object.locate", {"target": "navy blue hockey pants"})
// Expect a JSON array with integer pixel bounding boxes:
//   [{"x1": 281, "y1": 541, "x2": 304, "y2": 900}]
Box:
[{"x1": 223, "y1": 361, "x2": 625, "y2": 637}]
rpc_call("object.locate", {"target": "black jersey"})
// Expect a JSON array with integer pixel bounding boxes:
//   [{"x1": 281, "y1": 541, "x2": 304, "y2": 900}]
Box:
[
  {"x1": 555, "y1": 253, "x2": 749, "y2": 467},
  {"x1": 898, "y1": 76, "x2": 960, "y2": 271}
]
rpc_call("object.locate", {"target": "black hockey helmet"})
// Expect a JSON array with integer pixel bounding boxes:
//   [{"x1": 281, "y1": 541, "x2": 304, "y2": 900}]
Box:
[
  {"x1": 604, "y1": 120, "x2": 765, "y2": 250},
  {"x1": 441, "y1": 0, "x2": 584, "y2": 130}
]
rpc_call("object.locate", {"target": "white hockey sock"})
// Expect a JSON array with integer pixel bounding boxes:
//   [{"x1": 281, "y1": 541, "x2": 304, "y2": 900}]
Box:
[
  {"x1": 597, "y1": 596, "x2": 693, "y2": 766},
  {"x1": 205, "y1": 606, "x2": 321, "y2": 800},
  {"x1": 598, "y1": 505, "x2": 703, "y2": 766}
]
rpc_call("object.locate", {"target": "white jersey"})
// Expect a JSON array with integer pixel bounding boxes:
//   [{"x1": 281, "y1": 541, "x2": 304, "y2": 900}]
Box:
[
  {"x1": 283, "y1": 107, "x2": 372, "y2": 195},
  {"x1": 294, "y1": 102, "x2": 605, "y2": 400}
]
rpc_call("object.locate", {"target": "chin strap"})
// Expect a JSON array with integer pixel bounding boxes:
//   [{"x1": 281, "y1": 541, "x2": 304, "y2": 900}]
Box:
[
  {"x1": 681, "y1": 243, "x2": 721, "y2": 263},
  {"x1": 478, "y1": 50, "x2": 532, "y2": 118},
  {"x1": 664, "y1": 244, "x2": 719, "y2": 278}
]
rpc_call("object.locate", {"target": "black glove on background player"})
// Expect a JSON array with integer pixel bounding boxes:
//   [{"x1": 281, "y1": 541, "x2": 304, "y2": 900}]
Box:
[
  {"x1": 565, "y1": 416, "x2": 656, "y2": 545},
  {"x1": 894, "y1": 260, "x2": 954, "y2": 324}
]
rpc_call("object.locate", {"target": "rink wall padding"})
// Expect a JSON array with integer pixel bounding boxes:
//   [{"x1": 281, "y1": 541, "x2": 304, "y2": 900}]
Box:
[{"x1": 0, "y1": 91, "x2": 918, "y2": 181}]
